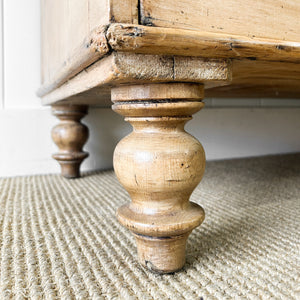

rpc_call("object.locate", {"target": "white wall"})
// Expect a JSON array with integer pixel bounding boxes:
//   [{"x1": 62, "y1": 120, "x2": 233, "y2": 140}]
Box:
[
  {"x1": 0, "y1": 0, "x2": 299, "y2": 177},
  {"x1": 0, "y1": 0, "x2": 3, "y2": 109}
]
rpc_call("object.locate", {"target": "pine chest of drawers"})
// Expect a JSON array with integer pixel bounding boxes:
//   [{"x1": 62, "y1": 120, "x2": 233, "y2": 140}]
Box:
[{"x1": 39, "y1": 0, "x2": 300, "y2": 273}]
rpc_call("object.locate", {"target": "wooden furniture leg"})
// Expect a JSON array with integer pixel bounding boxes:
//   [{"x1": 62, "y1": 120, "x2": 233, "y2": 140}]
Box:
[
  {"x1": 51, "y1": 105, "x2": 89, "y2": 178},
  {"x1": 112, "y1": 83, "x2": 206, "y2": 273}
]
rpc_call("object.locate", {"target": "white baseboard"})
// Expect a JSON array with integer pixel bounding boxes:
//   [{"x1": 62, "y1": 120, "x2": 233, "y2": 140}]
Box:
[{"x1": 0, "y1": 107, "x2": 299, "y2": 177}]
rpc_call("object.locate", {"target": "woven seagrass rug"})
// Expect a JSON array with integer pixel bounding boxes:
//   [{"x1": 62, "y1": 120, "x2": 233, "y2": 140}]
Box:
[{"x1": 0, "y1": 154, "x2": 299, "y2": 299}]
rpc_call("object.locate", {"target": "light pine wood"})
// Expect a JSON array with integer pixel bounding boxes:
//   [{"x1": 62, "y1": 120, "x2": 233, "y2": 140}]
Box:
[
  {"x1": 109, "y1": 0, "x2": 139, "y2": 23},
  {"x1": 206, "y1": 59, "x2": 300, "y2": 98},
  {"x1": 113, "y1": 83, "x2": 204, "y2": 101},
  {"x1": 140, "y1": 0, "x2": 300, "y2": 42},
  {"x1": 38, "y1": 25, "x2": 109, "y2": 97},
  {"x1": 39, "y1": 1, "x2": 300, "y2": 274},
  {"x1": 39, "y1": 21, "x2": 300, "y2": 101},
  {"x1": 112, "y1": 83, "x2": 206, "y2": 273},
  {"x1": 41, "y1": 0, "x2": 89, "y2": 85},
  {"x1": 107, "y1": 24, "x2": 300, "y2": 63},
  {"x1": 88, "y1": 0, "x2": 109, "y2": 30},
  {"x1": 52, "y1": 105, "x2": 89, "y2": 178},
  {"x1": 41, "y1": 53, "x2": 230, "y2": 105},
  {"x1": 40, "y1": 49, "x2": 300, "y2": 105},
  {"x1": 40, "y1": 1, "x2": 139, "y2": 91}
]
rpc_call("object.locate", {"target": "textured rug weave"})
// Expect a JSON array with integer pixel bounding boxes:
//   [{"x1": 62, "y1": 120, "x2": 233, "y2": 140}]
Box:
[{"x1": 0, "y1": 154, "x2": 299, "y2": 299}]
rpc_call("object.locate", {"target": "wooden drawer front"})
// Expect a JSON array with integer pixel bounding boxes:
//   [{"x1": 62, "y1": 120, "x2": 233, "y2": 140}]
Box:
[{"x1": 140, "y1": 0, "x2": 300, "y2": 42}]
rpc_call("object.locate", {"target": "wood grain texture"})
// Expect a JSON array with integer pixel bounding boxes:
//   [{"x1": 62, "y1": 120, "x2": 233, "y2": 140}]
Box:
[
  {"x1": 111, "y1": 83, "x2": 204, "y2": 101},
  {"x1": 41, "y1": 54, "x2": 300, "y2": 105},
  {"x1": 41, "y1": 0, "x2": 89, "y2": 85},
  {"x1": 40, "y1": 0, "x2": 139, "y2": 91},
  {"x1": 107, "y1": 24, "x2": 300, "y2": 63},
  {"x1": 140, "y1": 0, "x2": 300, "y2": 42},
  {"x1": 41, "y1": 53, "x2": 230, "y2": 105},
  {"x1": 112, "y1": 83, "x2": 206, "y2": 273},
  {"x1": 38, "y1": 25, "x2": 110, "y2": 97},
  {"x1": 206, "y1": 59, "x2": 300, "y2": 98},
  {"x1": 109, "y1": 0, "x2": 139, "y2": 23},
  {"x1": 52, "y1": 105, "x2": 89, "y2": 178}
]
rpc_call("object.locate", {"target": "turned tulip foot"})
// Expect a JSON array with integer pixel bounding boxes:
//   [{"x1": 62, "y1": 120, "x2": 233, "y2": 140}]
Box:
[
  {"x1": 51, "y1": 105, "x2": 89, "y2": 178},
  {"x1": 112, "y1": 83, "x2": 206, "y2": 273}
]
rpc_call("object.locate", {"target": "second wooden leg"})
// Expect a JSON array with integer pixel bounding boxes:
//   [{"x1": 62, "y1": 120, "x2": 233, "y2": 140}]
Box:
[{"x1": 51, "y1": 105, "x2": 89, "y2": 178}]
